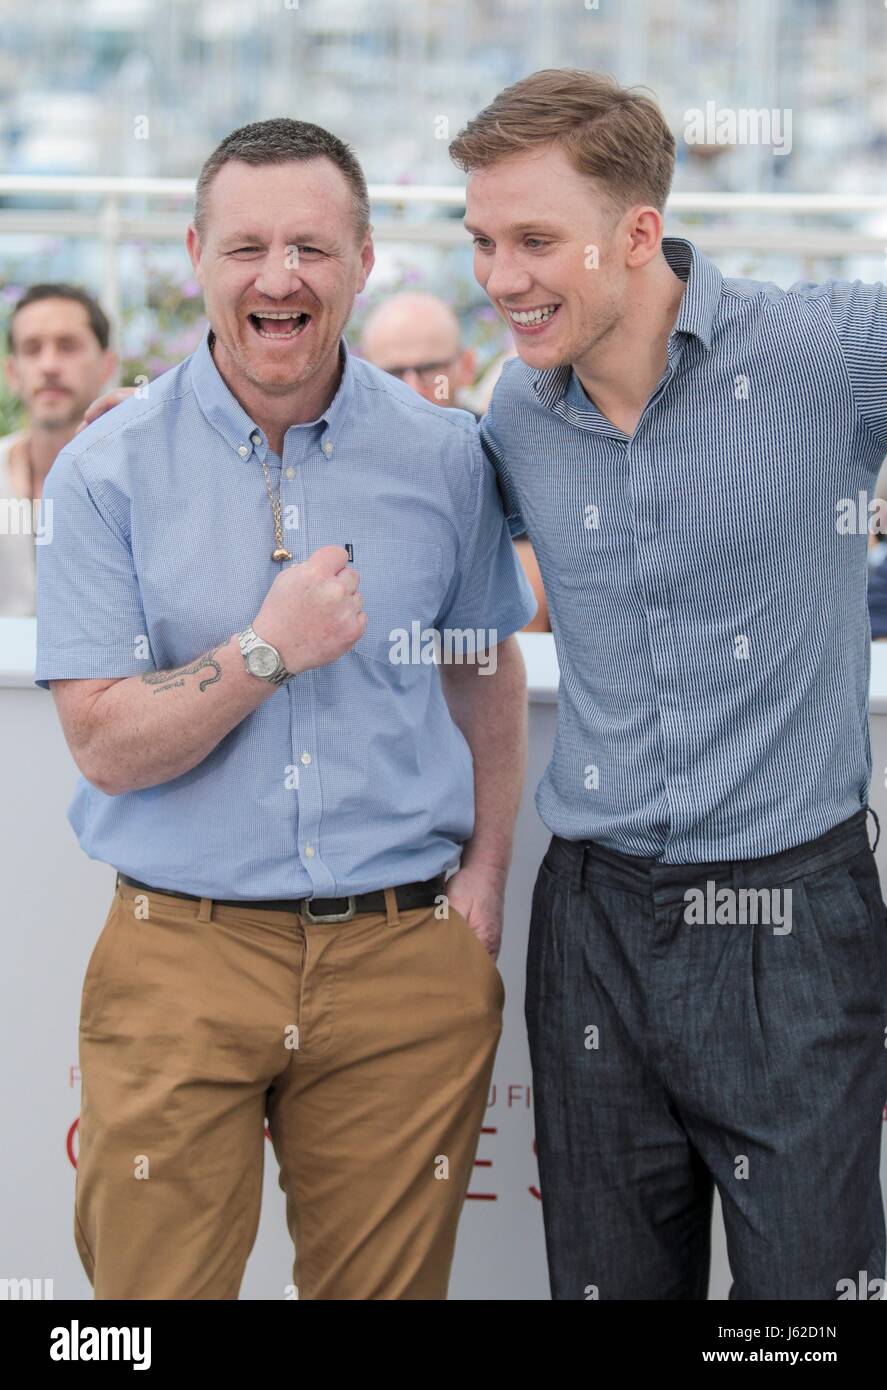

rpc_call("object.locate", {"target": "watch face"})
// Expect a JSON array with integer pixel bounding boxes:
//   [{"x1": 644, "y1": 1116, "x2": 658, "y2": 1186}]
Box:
[{"x1": 248, "y1": 646, "x2": 278, "y2": 678}]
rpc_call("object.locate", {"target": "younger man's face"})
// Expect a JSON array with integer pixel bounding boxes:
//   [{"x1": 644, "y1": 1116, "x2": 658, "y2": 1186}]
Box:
[
  {"x1": 465, "y1": 143, "x2": 629, "y2": 372},
  {"x1": 6, "y1": 298, "x2": 115, "y2": 429}
]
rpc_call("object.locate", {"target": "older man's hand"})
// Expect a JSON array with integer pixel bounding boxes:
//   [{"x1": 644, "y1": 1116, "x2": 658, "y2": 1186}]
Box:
[{"x1": 444, "y1": 863, "x2": 506, "y2": 961}]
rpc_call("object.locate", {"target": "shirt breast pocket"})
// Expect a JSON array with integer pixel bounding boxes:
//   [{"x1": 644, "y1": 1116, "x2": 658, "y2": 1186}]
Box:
[{"x1": 352, "y1": 540, "x2": 446, "y2": 668}]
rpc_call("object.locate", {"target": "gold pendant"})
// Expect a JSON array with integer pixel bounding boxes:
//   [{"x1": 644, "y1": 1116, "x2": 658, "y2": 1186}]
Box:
[{"x1": 272, "y1": 547, "x2": 292, "y2": 562}]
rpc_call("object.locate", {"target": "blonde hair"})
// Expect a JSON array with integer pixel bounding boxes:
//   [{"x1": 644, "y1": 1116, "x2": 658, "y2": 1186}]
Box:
[{"x1": 449, "y1": 68, "x2": 675, "y2": 215}]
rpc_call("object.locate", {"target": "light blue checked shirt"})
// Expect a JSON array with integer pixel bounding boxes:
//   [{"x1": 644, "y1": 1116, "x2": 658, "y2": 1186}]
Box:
[
  {"x1": 482, "y1": 236, "x2": 887, "y2": 862},
  {"x1": 35, "y1": 329, "x2": 536, "y2": 898}
]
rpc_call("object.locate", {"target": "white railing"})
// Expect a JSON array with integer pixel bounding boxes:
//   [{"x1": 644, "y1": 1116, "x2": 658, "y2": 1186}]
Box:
[{"x1": 2, "y1": 176, "x2": 887, "y2": 330}]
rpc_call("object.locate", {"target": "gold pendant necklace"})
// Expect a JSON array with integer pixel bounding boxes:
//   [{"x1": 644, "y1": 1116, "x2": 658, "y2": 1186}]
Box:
[{"x1": 260, "y1": 453, "x2": 292, "y2": 562}]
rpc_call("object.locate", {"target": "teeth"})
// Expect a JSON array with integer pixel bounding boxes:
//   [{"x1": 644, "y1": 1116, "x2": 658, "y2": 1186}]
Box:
[
  {"x1": 251, "y1": 310, "x2": 308, "y2": 340},
  {"x1": 507, "y1": 305, "x2": 557, "y2": 325}
]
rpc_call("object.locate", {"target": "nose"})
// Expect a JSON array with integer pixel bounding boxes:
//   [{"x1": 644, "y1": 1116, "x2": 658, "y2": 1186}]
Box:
[
  {"x1": 36, "y1": 344, "x2": 64, "y2": 374},
  {"x1": 253, "y1": 246, "x2": 306, "y2": 300},
  {"x1": 482, "y1": 250, "x2": 533, "y2": 306}
]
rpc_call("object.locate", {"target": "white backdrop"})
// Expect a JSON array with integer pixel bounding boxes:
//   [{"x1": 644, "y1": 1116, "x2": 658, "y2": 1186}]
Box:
[{"x1": 1, "y1": 621, "x2": 885, "y2": 1299}]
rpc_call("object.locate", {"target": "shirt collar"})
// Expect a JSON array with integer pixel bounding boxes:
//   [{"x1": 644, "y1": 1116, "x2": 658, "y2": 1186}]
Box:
[
  {"x1": 190, "y1": 326, "x2": 355, "y2": 459},
  {"x1": 661, "y1": 235, "x2": 720, "y2": 350},
  {"x1": 532, "y1": 235, "x2": 721, "y2": 414}
]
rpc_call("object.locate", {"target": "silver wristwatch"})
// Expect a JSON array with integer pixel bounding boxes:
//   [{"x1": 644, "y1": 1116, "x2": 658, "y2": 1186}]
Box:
[{"x1": 238, "y1": 625, "x2": 292, "y2": 686}]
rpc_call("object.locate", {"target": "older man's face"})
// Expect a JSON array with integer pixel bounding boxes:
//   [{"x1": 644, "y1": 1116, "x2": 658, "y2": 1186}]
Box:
[{"x1": 188, "y1": 157, "x2": 373, "y2": 397}]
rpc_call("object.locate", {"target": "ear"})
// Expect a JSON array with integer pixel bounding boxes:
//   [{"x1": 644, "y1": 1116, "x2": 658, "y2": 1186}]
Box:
[
  {"x1": 624, "y1": 206, "x2": 663, "y2": 269},
  {"x1": 101, "y1": 349, "x2": 119, "y2": 386},
  {"x1": 186, "y1": 223, "x2": 204, "y2": 284},
  {"x1": 457, "y1": 348, "x2": 477, "y2": 389},
  {"x1": 5, "y1": 351, "x2": 20, "y2": 395},
  {"x1": 356, "y1": 230, "x2": 375, "y2": 294}
]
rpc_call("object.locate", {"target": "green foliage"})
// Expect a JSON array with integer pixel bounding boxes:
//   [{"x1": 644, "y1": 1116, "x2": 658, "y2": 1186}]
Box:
[{"x1": 0, "y1": 369, "x2": 24, "y2": 438}]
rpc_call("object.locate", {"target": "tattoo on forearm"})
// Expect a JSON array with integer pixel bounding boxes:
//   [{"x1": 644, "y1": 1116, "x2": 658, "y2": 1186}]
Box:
[{"x1": 141, "y1": 644, "x2": 224, "y2": 694}]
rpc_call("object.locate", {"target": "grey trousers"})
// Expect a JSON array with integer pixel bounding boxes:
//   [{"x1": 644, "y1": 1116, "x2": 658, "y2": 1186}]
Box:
[{"x1": 526, "y1": 808, "x2": 887, "y2": 1300}]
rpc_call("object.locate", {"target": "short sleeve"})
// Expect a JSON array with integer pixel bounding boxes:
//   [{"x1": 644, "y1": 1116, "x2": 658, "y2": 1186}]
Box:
[
  {"x1": 34, "y1": 451, "x2": 153, "y2": 689},
  {"x1": 480, "y1": 398, "x2": 527, "y2": 539},
  {"x1": 435, "y1": 431, "x2": 537, "y2": 641},
  {"x1": 825, "y1": 279, "x2": 887, "y2": 451}
]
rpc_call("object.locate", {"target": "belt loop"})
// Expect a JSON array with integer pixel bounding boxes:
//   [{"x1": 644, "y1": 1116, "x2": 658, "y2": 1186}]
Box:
[
  {"x1": 384, "y1": 886, "x2": 400, "y2": 927},
  {"x1": 197, "y1": 897, "x2": 214, "y2": 923},
  {"x1": 867, "y1": 805, "x2": 881, "y2": 855}
]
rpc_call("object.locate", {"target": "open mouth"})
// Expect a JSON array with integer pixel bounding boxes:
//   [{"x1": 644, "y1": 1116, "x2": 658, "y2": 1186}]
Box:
[
  {"x1": 248, "y1": 311, "x2": 312, "y2": 340},
  {"x1": 505, "y1": 303, "x2": 561, "y2": 333}
]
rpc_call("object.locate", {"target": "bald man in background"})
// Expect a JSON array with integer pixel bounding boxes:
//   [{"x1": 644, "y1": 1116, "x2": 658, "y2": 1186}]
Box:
[
  {"x1": 360, "y1": 290, "x2": 549, "y2": 630},
  {"x1": 359, "y1": 291, "x2": 477, "y2": 410}
]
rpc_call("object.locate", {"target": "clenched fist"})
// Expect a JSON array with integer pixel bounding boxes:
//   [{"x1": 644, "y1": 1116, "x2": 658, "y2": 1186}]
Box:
[{"x1": 251, "y1": 545, "x2": 367, "y2": 675}]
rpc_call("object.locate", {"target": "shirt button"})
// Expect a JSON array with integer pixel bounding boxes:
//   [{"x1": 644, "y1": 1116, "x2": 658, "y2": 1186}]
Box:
[
  {"x1": 322, "y1": 440, "x2": 333, "y2": 456},
  {"x1": 238, "y1": 445, "x2": 249, "y2": 458},
  {"x1": 304, "y1": 844, "x2": 315, "y2": 858},
  {"x1": 250, "y1": 431, "x2": 261, "y2": 445},
  {"x1": 300, "y1": 751, "x2": 312, "y2": 765},
  {"x1": 285, "y1": 467, "x2": 295, "y2": 479}
]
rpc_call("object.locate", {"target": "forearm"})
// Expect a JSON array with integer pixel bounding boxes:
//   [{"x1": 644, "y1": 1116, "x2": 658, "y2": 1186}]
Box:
[
  {"x1": 441, "y1": 636, "x2": 528, "y2": 879},
  {"x1": 78, "y1": 633, "x2": 275, "y2": 794}
]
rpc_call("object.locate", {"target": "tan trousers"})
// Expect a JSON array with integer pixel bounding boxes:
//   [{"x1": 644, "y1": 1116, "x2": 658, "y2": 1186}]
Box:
[{"x1": 75, "y1": 876, "x2": 504, "y2": 1300}]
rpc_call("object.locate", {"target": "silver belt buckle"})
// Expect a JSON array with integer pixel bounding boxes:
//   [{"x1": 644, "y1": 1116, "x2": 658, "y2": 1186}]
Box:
[{"x1": 300, "y1": 895, "x2": 357, "y2": 923}]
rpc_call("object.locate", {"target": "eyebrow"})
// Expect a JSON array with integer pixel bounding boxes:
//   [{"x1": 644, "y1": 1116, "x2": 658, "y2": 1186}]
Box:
[
  {"x1": 217, "y1": 232, "x2": 325, "y2": 248},
  {"x1": 217, "y1": 231, "x2": 265, "y2": 244},
  {"x1": 463, "y1": 220, "x2": 563, "y2": 236},
  {"x1": 19, "y1": 332, "x2": 85, "y2": 347}
]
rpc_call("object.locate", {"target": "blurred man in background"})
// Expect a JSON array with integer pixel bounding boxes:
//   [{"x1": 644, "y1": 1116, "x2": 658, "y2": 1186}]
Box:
[
  {"x1": 359, "y1": 290, "x2": 476, "y2": 409},
  {"x1": 0, "y1": 284, "x2": 116, "y2": 615}
]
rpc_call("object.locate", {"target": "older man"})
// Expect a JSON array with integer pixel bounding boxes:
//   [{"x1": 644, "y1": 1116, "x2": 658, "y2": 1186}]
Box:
[{"x1": 36, "y1": 118, "x2": 535, "y2": 1300}]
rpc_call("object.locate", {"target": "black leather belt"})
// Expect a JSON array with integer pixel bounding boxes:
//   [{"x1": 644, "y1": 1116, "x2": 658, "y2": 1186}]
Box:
[{"x1": 116, "y1": 872, "x2": 447, "y2": 922}]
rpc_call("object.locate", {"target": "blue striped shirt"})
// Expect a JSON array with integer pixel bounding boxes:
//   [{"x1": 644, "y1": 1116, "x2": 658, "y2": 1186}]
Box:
[
  {"x1": 481, "y1": 236, "x2": 887, "y2": 862},
  {"x1": 35, "y1": 330, "x2": 536, "y2": 898}
]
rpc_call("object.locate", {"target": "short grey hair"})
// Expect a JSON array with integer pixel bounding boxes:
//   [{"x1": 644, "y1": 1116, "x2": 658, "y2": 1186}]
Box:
[{"x1": 193, "y1": 117, "x2": 370, "y2": 240}]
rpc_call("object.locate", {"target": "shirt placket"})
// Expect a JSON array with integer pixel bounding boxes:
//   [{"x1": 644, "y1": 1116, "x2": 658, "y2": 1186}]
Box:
[
  {"x1": 280, "y1": 423, "x2": 337, "y2": 896},
  {"x1": 624, "y1": 336, "x2": 687, "y2": 853}
]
